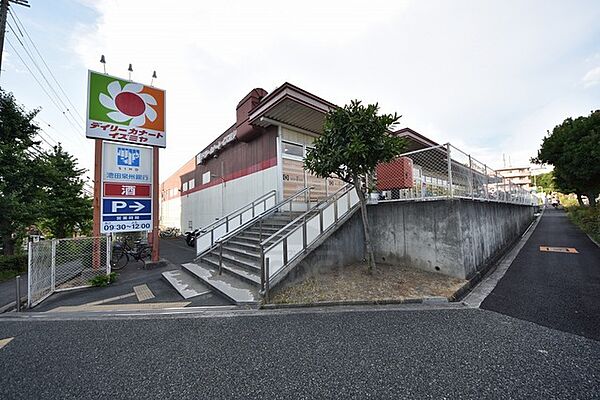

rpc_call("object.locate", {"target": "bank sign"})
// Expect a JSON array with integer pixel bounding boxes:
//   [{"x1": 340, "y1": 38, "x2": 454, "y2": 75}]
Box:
[
  {"x1": 101, "y1": 142, "x2": 153, "y2": 233},
  {"x1": 86, "y1": 70, "x2": 166, "y2": 147}
]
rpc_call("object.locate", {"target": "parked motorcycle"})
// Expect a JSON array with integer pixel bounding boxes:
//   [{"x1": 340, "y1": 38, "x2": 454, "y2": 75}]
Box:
[{"x1": 184, "y1": 228, "x2": 201, "y2": 247}]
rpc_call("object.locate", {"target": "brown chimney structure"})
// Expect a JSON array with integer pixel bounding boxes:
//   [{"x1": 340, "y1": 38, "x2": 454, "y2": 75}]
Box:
[{"x1": 235, "y1": 88, "x2": 268, "y2": 142}]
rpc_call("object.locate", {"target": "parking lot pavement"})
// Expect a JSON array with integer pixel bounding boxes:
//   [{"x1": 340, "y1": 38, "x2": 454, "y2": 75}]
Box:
[{"x1": 24, "y1": 237, "x2": 230, "y2": 312}]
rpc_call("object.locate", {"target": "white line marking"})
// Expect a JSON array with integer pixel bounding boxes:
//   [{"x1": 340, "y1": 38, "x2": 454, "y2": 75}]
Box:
[{"x1": 0, "y1": 337, "x2": 14, "y2": 350}]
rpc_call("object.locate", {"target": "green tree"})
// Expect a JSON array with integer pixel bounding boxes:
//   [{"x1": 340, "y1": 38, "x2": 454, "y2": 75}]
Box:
[
  {"x1": 39, "y1": 144, "x2": 92, "y2": 238},
  {"x1": 0, "y1": 90, "x2": 46, "y2": 255},
  {"x1": 304, "y1": 100, "x2": 405, "y2": 272},
  {"x1": 533, "y1": 110, "x2": 600, "y2": 207},
  {"x1": 532, "y1": 171, "x2": 555, "y2": 193}
]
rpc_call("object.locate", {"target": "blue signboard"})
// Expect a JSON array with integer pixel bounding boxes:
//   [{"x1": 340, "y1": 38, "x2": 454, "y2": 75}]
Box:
[
  {"x1": 101, "y1": 198, "x2": 152, "y2": 233},
  {"x1": 102, "y1": 199, "x2": 151, "y2": 214},
  {"x1": 117, "y1": 147, "x2": 141, "y2": 167}
]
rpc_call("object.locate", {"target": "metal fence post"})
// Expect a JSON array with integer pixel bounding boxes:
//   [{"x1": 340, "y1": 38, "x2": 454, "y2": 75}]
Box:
[
  {"x1": 265, "y1": 257, "x2": 270, "y2": 303},
  {"x1": 468, "y1": 155, "x2": 474, "y2": 199},
  {"x1": 106, "y1": 235, "x2": 111, "y2": 275},
  {"x1": 446, "y1": 143, "x2": 453, "y2": 198},
  {"x1": 15, "y1": 275, "x2": 21, "y2": 312},
  {"x1": 51, "y1": 239, "x2": 57, "y2": 292},
  {"x1": 27, "y1": 241, "x2": 31, "y2": 308}
]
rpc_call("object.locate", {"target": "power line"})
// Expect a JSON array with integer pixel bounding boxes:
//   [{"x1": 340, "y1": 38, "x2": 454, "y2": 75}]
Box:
[
  {"x1": 9, "y1": 8, "x2": 85, "y2": 125},
  {"x1": 6, "y1": 20, "x2": 84, "y2": 132},
  {"x1": 6, "y1": 36, "x2": 88, "y2": 145}
]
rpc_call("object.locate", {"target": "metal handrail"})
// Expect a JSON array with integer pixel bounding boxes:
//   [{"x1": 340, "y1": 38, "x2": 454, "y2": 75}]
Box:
[
  {"x1": 204, "y1": 186, "x2": 314, "y2": 271},
  {"x1": 194, "y1": 190, "x2": 278, "y2": 256},
  {"x1": 198, "y1": 190, "x2": 277, "y2": 234},
  {"x1": 215, "y1": 186, "x2": 313, "y2": 247},
  {"x1": 260, "y1": 184, "x2": 352, "y2": 248},
  {"x1": 260, "y1": 184, "x2": 359, "y2": 297}
]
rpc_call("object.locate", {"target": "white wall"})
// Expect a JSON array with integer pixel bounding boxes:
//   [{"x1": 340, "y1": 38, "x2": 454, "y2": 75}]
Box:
[
  {"x1": 181, "y1": 166, "x2": 279, "y2": 230},
  {"x1": 160, "y1": 196, "x2": 182, "y2": 230}
]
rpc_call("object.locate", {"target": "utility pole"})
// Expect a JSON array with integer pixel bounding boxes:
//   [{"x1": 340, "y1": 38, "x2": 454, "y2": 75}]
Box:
[{"x1": 0, "y1": 0, "x2": 30, "y2": 77}]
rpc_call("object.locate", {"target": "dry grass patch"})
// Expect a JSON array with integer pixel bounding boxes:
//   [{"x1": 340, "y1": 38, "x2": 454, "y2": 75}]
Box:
[{"x1": 271, "y1": 263, "x2": 467, "y2": 304}]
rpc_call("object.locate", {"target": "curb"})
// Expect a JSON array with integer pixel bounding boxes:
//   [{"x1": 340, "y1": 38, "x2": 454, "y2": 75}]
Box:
[{"x1": 260, "y1": 296, "x2": 446, "y2": 310}]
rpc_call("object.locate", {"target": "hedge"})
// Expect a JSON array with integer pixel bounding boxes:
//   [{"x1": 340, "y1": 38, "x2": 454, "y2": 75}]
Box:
[{"x1": 0, "y1": 255, "x2": 28, "y2": 273}]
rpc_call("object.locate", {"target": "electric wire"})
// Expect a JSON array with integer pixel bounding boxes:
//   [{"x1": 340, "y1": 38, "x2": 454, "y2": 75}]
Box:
[
  {"x1": 9, "y1": 8, "x2": 85, "y2": 126},
  {"x1": 6, "y1": 21, "x2": 84, "y2": 133}
]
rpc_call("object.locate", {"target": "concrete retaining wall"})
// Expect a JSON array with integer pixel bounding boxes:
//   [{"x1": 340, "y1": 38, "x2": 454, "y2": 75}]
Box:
[
  {"x1": 368, "y1": 199, "x2": 534, "y2": 279},
  {"x1": 275, "y1": 198, "x2": 533, "y2": 290},
  {"x1": 274, "y1": 211, "x2": 365, "y2": 291}
]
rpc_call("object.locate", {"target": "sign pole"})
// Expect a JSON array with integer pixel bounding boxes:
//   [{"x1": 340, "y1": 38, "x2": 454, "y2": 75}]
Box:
[
  {"x1": 151, "y1": 146, "x2": 160, "y2": 262},
  {"x1": 93, "y1": 139, "x2": 103, "y2": 236},
  {"x1": 92, "y1": 139, "x2": 103, "y2": 269}
]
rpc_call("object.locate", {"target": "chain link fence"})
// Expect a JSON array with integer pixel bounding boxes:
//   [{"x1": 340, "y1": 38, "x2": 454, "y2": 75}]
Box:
[
  {"x1": 28, "y1": 236, "x2": 111, "y2": 308},
  {"x1": 375, "y1": 143, "x2": 534, "y2": 205}
]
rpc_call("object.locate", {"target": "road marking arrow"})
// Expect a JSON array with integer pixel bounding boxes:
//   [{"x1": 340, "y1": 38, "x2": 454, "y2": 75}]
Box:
[{"x1": 0, "y1": 337, "x2": 14, "y2": 350}]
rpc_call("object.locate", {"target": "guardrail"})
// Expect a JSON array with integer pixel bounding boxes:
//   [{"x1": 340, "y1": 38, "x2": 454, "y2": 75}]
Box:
[
  {"x1": 375, "y1": 143, "x2": 535, "y2": 205},
  {"x1": 210, "y1": 186, "x2": 314, "y2": 267},
  {"x1": 260, "y1": 184, "x2": 360, "y2": 299},
  {"x1": 195, "y1": 190, "x2": 277, "y2": 255}
]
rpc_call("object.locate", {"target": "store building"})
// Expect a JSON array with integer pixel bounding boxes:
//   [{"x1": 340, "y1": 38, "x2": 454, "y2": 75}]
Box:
[{"x1": 160, "y1": 83, "x2": 437, "y2": 231}]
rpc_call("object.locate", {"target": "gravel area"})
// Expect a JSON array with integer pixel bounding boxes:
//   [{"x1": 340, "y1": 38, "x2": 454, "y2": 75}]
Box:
[{"x1": 271, "y1": 263, "x2": 467, "y2": 304}]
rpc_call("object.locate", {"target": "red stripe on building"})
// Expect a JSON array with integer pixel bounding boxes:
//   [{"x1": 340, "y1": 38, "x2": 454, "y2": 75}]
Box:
[{"x1": 181, "y1": 157, "x2": 277, "y2": 196}]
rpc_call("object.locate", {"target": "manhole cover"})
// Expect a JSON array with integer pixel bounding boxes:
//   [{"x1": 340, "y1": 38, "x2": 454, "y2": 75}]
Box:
[{"x1": 539, "y1": 246, "x2": 578, "y2": 254}]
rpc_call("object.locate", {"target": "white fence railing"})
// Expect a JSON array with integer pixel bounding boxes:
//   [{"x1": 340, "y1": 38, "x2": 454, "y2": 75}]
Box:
[
  {"x1": 260, "y1": 184, "x2": 360, "y2": 298},
  {"x1": 375, "y1": 143, "x2": 535, "y2": 206},
  {"x1": 195, "y1": 190, "x2": 277, "y2": 256},
  {"x1": 28, "y1": 236, "x2": 111, "y2": 308}
]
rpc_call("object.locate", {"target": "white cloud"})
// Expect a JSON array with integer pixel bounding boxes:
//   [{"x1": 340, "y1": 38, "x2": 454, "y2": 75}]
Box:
[
  {"x1": 582, "y1": 66, "x2": 600, "y2": 87},
  {"x1": 71, "y1": 0, "x2": 600, "y2": 179}
]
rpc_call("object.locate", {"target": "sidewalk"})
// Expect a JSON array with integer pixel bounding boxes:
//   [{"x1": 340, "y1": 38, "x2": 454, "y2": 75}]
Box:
[
  {"x1": 481, "y1": 207, "x2": 600, "y2": 340},
  {"x1": 0, "y1": 274, "x2": 27, "y2": 312},
  {"x1": 7, "y1": 238, "x2": 229, "y2": 313}
]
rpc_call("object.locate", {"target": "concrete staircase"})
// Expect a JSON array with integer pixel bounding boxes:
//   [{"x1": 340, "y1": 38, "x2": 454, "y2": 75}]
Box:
[{"x1": 166, "y1": 210, "x2": 310, "y2": 305}]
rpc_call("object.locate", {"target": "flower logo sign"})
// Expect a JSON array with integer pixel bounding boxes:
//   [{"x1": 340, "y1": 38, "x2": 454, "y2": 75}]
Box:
[{"x1": 86, "y1": 70, "x2": 166, "y2": 148}]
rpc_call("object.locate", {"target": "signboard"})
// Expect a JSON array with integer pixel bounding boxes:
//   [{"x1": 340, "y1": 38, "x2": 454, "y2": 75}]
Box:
[
  {"x1": 86, "y1": 70, "x2": 166, "y2": 147},
  {"x1": 101, "y1": 142, "x2": 153, "y2": 233},
  {"x1": 103, "y1": 142, "x2": 152, "y2": 184}
]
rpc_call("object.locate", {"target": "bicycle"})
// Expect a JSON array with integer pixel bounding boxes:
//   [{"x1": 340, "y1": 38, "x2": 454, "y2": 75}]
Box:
[
  {"x1": 110, "y1": 237, "x2": 152, "y2": 270},
  {"x1": 159, "y1": 227, "x2": 180, "y2": 238}
]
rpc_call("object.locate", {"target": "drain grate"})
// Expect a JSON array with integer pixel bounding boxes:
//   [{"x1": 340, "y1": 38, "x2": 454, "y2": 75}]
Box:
[
  {"x1": 133, "y1": 284, "x2": 156, "y2": 302},
  {"x1": 539, "y1": 246, "x2": 578, "y2": 254}
]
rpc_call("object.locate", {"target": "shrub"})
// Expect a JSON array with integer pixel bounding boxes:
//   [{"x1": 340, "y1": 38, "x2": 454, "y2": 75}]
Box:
[
  {"x1": 566, "y1": 206, "x2": 600, "y2": 243},
  {"x1": 88, "y1": 272, "x2": 118, "y2": 287},
  {"x1": 0, "y1": 255, "x2": 28, "y2": 273}
]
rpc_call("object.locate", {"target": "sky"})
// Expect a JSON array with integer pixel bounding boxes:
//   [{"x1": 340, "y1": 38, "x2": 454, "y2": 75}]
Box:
[{"x1": 1, "y1": 0, "x2": 599, "y2": 182}]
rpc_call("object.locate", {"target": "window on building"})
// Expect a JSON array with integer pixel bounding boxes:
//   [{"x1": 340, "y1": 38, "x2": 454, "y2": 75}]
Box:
[
  {"x1": 202, "y1": 171, "x2": 210, "y2": 185},
  {"x1": 182, "y1": 182, "x2": 188, "y2": 192},
  {"x1": 282, "y1": 141, "x2": 304, "y2": 159},
  {"x1": 189, "y1": 179, "x2": 195, "y2": 190}
]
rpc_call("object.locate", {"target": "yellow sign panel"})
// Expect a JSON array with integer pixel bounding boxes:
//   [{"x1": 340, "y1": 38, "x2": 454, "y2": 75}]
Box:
[{"x1": 539, "y1": 246, "x2": 578, "y2": 254}]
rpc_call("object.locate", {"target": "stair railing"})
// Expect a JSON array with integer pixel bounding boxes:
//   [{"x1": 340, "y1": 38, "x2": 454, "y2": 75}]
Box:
[
  {"x1": 194, "y1": 190, "x2": 278, "y2": 256},
  {"x1": 200, "y1": 186, "x2": 313, "y2": 273},
  {"x1": 259, "y1": 184, "x2": 360, "y2": 300}
]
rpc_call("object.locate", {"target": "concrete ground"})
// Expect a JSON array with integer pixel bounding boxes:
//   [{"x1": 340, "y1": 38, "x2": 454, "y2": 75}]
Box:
[
  {"x1": 0, "y1": 273, "x2": 27, "y2": 311},
  {"x1": 481, "y1": 207, "x2": 600, "y2": 341},
  {"x1": 28, "y1": 238, "x2": 230, "y2": 312}
]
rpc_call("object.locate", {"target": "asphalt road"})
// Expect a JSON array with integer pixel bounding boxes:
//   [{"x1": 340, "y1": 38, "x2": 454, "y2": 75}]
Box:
[
  {"x1": 0, "y1": 307, "x2": 599, "y2": 400},
  {"x1": 481, "y1": 207, "x2": 600, "y2": 340}
]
